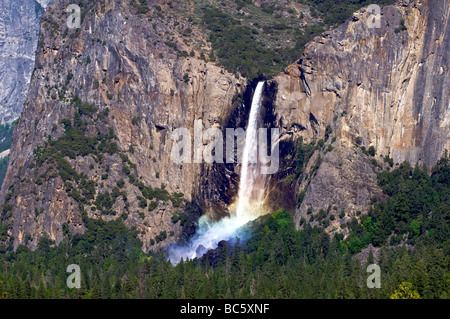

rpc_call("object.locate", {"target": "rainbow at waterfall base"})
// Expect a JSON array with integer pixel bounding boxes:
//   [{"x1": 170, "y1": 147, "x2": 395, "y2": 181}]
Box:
[{"x1": 168, "y1": 82, "x2": 269, "y2": 264}]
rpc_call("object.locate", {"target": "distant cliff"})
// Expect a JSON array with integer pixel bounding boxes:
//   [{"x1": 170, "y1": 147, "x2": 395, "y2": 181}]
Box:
[
  {"x1": 0, "y1": 0, "x2": 448, "y2": 252},
  {"x1": 0, "y1": 0, "x2": 51, "y2": 123}
]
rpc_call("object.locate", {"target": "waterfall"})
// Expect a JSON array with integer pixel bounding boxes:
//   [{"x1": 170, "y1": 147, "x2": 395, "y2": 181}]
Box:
[
  {"x1": 168, "y1": 81, "x2": 267, "y2": 264},
  {"x1": 235, "y1": 81, "x2": 266, "y2": 224}
]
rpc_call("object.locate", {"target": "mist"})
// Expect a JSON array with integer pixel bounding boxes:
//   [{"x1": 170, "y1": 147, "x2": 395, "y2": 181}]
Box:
[{"x1": 167, "y1": 82, "x2": 268, "y2": 265}]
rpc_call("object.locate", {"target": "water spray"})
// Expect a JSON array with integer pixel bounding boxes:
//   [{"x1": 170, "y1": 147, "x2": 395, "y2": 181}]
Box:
[{"x1": 168, "y1": 81, "x2": 267, "y2": 264}]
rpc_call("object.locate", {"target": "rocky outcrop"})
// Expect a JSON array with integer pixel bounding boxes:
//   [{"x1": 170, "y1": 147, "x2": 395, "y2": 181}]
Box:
[
  {"x1": 1, "y1": 0, "x2": 448, "y2": 251},
  {"x1": 0, "y1": 0, "x2": 50, "y2": 123},
  {"x1": 292, "y1": 141, "x2": 387, "y2": 236},
  {"x1": 268, "y1": 0, "x2": 449, "y2": 231},
  {"x1": 272, "y1": 0, "x2": 449, "y2": 168},
  {"x1": 0, "y1": 0, "x2": 245, "y2": 251}
]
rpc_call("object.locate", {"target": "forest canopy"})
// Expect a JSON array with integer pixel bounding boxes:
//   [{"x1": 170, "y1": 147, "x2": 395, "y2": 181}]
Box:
[{"x1": 0, "y1": 153, "x2": 448, "y2": 299}]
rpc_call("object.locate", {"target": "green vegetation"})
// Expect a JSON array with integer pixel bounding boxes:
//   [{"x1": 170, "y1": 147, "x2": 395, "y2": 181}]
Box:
[
  {"x1": 117, "y1": 178, "x2": 125, "y2": 188},
  {"x1": 0, "y1": 151, "x2": 448, "y2": 298},
  {"x1": 0, "y1": 157, "x2": 8, "y2": 188},
  {"x1": 135, "y1": 181, "x2": 183, "y2": 208},
  {"x1": 294, "y1": 137, "x2": 316, "y2": 180},
  {"x1": 0, "y1": 213, "x2": 143, "y2": 299},
  {"x1": 324, "y1": 124, "x2": 332, "y2": 141},
  {"x1": 390, "y1": 282, "x2": 421, "y2": 299},
  {"x1": 34, "y1": 99, "x2": 118, "y2": 169},
  {"x1": 383, "y1": 154, "x2": 394, "y2": 167},
  {"x1": 394, "y1": 18, "x2": 407, "y2": 33},
  {"x1": 198, "y1": 5, "x2": 320, "y2": 79},
  {"x1": 130, "y1": 0, "x2": 150, "y2": 15},
  {"x1": 131, "y1": 116, "x2": 141, "y2": 126},
  {"x1": 0, "y1": 121, "x2": 15, "y2": 153},
  {"x1": 195, "y1": 0, "x2": 395, "y2": 79},
  {"x1": 148, "y1": 201, "x2": 158, "y2": 211},
  {"x1": 344, "y1": 152, "x2": 449, "y2": 250},
  {"x1": 280, "y1": 137, "x2": 317, "y2": 185},
  {"x1": 155, "y1": 230, "x2": 167, "y2": 243},
  {"x1": 0, "y1": 207, "x2": 447, "y2": 299},
  {"x1": 0, "y1": 121, "x2": 15, "y2": 187},
  {"x1": 94, "y1": 188, "x2": 125, "y2": 215},
  {"x1": 300, "y1": 0, "x2": 395, "y2": 26},
  {"x1": 367, "y1": 145, "x2": 376, "y2": 156}
]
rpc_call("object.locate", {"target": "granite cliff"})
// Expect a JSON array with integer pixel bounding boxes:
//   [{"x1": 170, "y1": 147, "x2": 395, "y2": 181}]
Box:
[
  {"x1": 268, "y1": 0, "x2": 449, "y2": 233},
  {"x1": 0, "y1": 0, "x2": 52, "y2": 124},
  {"x1": 0, "y1": 0, "x2": 245, "y2": 251},
  {"x1": 0, "y1": 0, "x2": 448, "y2": 251}
]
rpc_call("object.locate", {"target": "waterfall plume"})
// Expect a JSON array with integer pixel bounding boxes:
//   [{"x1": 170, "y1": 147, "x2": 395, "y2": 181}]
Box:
[{"x1": 168, "y1": 81, "x2": 267, "y2": 264}]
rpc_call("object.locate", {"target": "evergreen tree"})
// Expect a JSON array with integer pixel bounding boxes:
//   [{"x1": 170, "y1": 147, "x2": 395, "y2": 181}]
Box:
[{"x1": 390, "y1": 282, "x2": 421, "y2": 299}]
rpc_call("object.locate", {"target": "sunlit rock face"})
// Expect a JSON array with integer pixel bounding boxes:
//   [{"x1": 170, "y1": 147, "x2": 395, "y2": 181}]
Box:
[
  {"x1": 270, "y1": 0, "x2": 449, "y2": 232},
  {"x1": 273, "y1": 0, "x2": 449, "y2": 168},
  {"x1": 0, "y1": 0, "x2": 245, "y2": 252},
  {"x1": 0, "y1": 0, "x2": 448, "y2": 252}
]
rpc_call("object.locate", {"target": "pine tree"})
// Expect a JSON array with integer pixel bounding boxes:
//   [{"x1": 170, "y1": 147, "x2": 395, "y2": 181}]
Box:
[{"x1": 390, "y1": 282, "x2": 421, "y2": 299}]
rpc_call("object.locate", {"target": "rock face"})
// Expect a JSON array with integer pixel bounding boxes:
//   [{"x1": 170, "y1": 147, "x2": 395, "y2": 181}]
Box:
[
  {"x1": 0, "y1": 0, "x2": 49, "y2": 123},
  {"x1": 269, "y1": 0, "x2": 449, "y2": 230},
  {"x1": 292, "y1": 141, "x2": 387, "y2": 235},
  {"x1": 272, "y1": 0, "x2": 449, "y2": 168},
  {"x1": 0, "y1": 0, "x2": 244, "y2": 251},
  {"x1": 0, "y1": 0, "x2": 448, "y2": 250}
]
